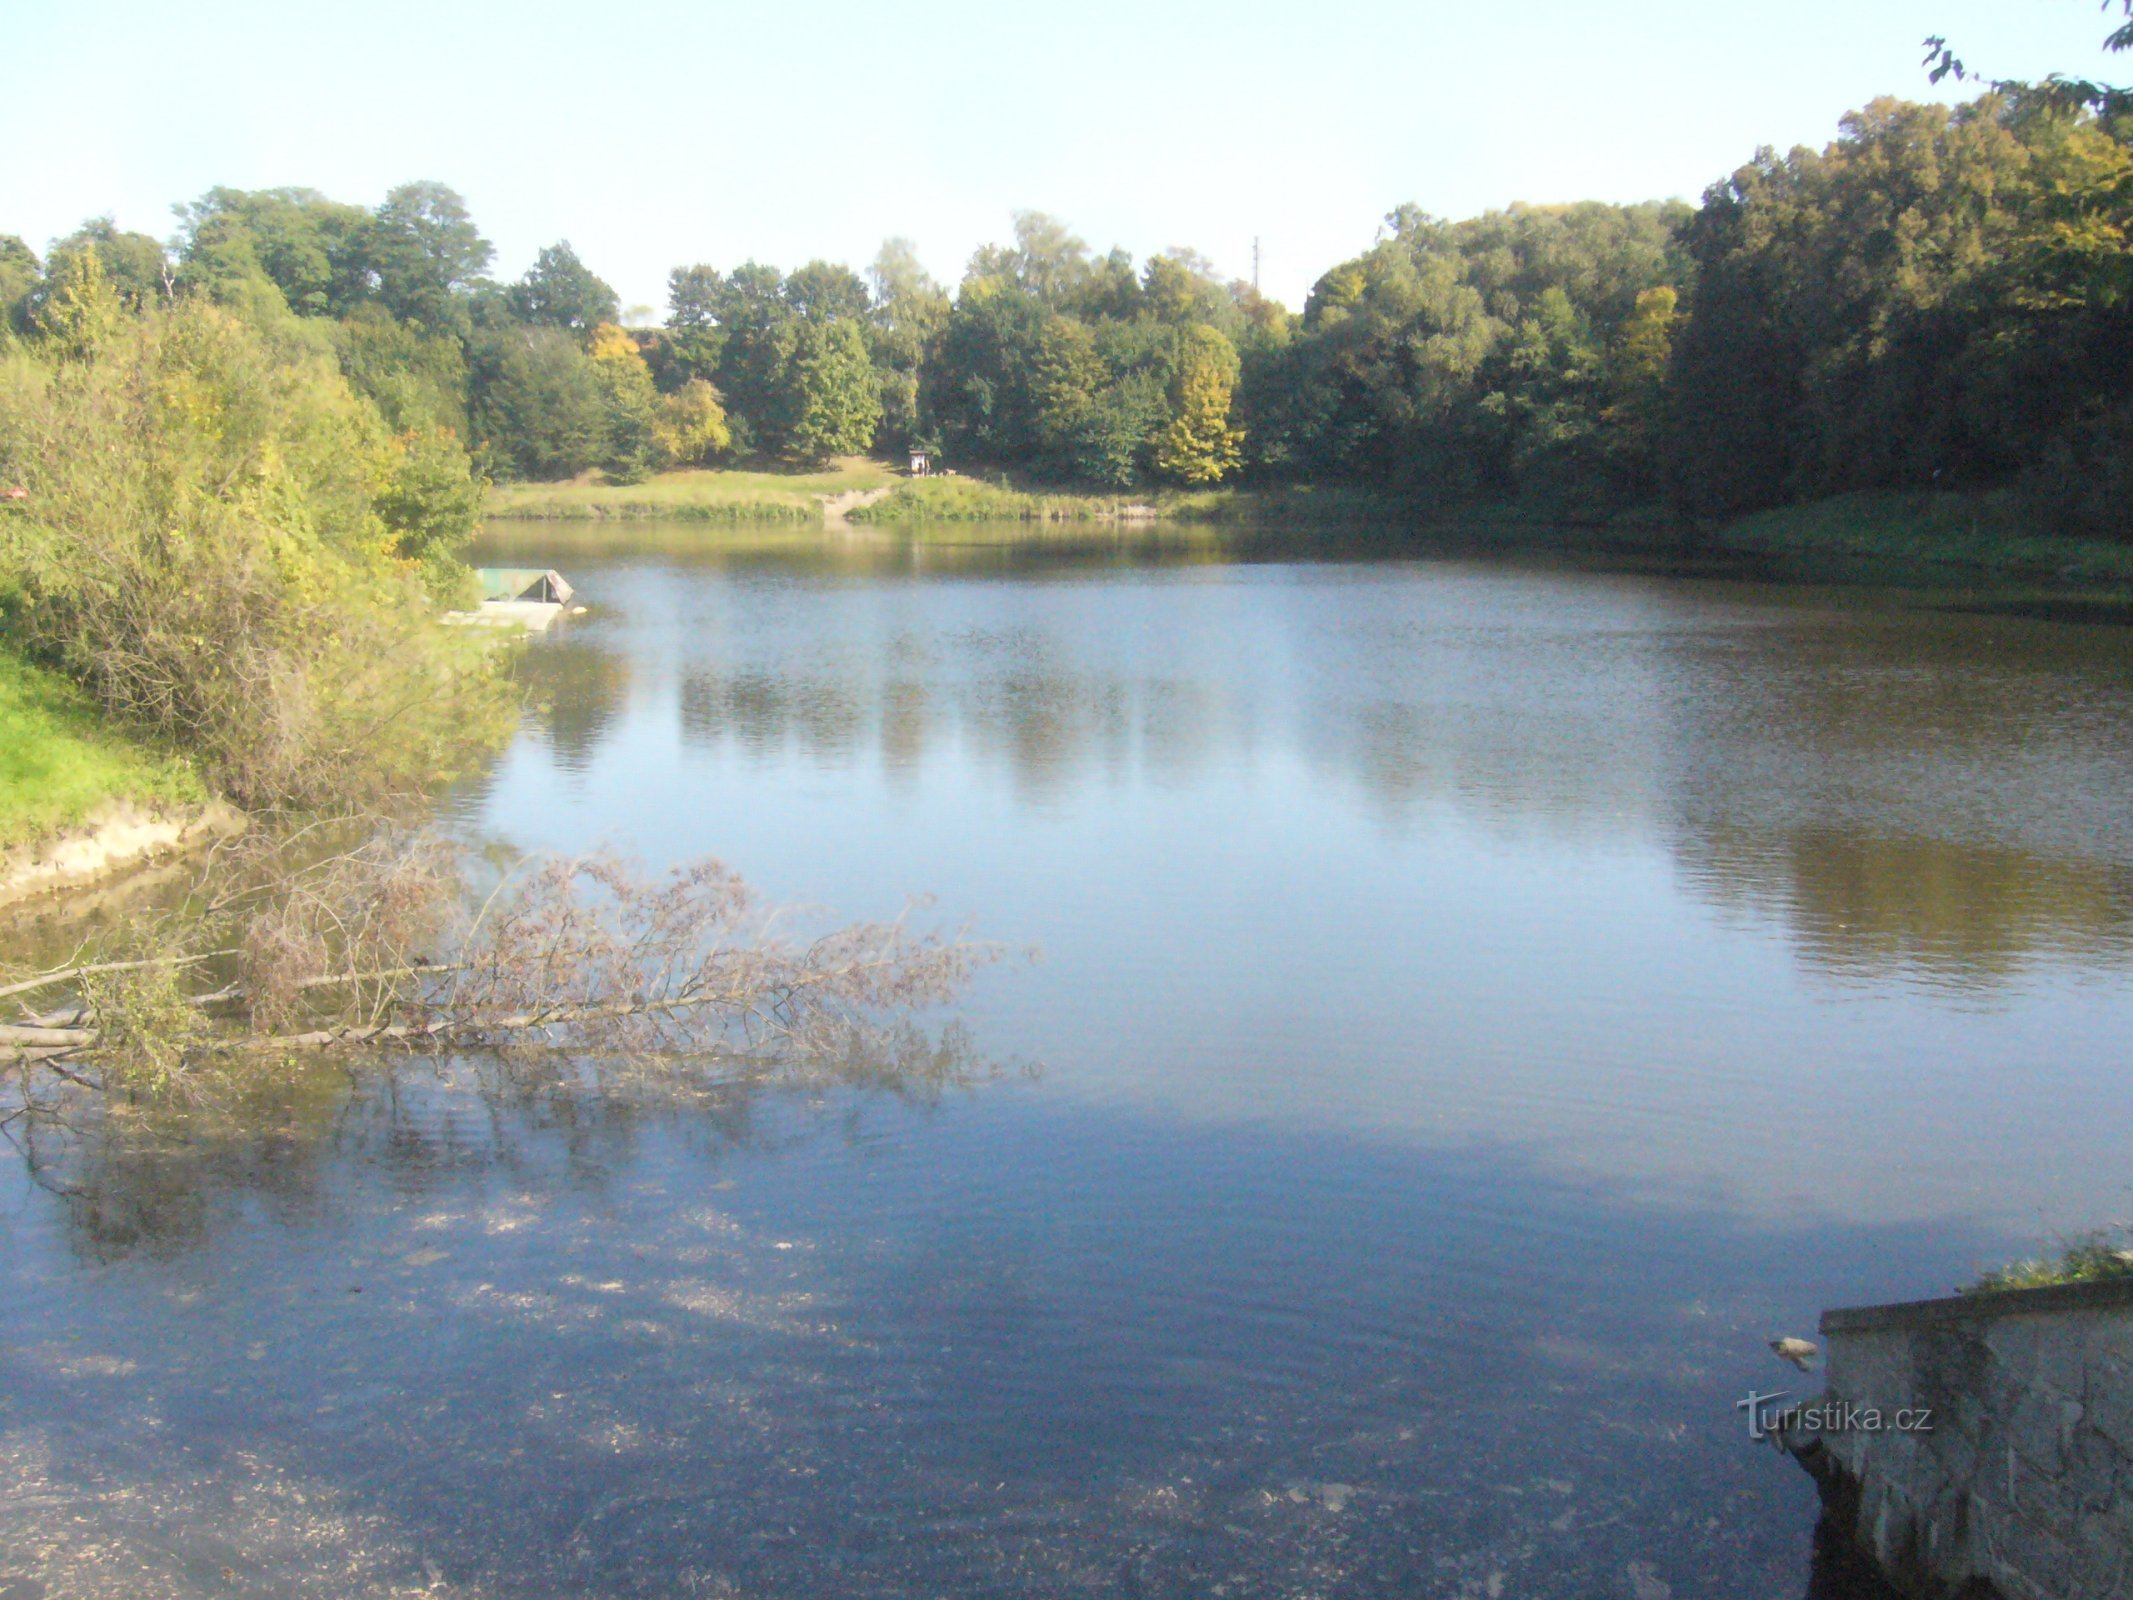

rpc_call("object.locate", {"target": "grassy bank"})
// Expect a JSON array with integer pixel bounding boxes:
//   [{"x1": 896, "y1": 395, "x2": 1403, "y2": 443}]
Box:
[
  {"x1": 486, "y1": 458, "x2": 896, "y2": 522},
  {"x1": 1708, "y1": 491, "x2": 2133, "y2": 589},
  {"x1": 847, "y1": 476, "x2": 1420, "y2": 527},
  {"x1": 0, "y1": 652, "x2": 206, "y2": 849},
  {"x1": 849, "y1": 477, "x2": 1161, "y2": 524}
]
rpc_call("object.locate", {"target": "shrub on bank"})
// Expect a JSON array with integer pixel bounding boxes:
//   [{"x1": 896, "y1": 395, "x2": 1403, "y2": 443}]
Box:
[
  {"x1": 0, "y1": 263, "x2": 511, "y2": 810},
  {"x1": 1970, "y1": 1230, "x2": 2133, "y2": 1294}
]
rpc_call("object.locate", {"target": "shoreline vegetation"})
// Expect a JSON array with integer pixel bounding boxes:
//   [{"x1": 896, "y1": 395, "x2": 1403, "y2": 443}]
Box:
[
  {"x1": 480, "y1": 461, "x2": 2133, "y2": 597},
  {"x1": 484, "y1": 459, "x2": 894, "y2": 521},
  {"x1": 1970, "y1": 1230, "x2": 2133, "y2": 1294}
]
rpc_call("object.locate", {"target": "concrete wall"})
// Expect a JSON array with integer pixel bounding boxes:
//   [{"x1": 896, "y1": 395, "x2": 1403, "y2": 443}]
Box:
[{"x1": 1785, "y1": 1278, "x2": 2133, "y2": 1599}]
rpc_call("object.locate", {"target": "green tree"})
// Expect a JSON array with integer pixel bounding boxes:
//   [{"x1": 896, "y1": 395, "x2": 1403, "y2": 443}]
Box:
[
  {"x1": 1661, "y1": 95, "x2": 2131, "y2": 522},
  {"x1": 366, "y1": 181, "x2": 491, "y2": 336},
  {"x1": 471, "y1": 324, "x2": 608, "y2": 479},
  {"x1": 588, "y1": 322, "x2": 662, "y2": 480},
  {"x1": 924, "y1": 279, "x2": 1049, "y2": 464},
  {"x1": 784, "y1": 260, "x2": 871, "y2": 322},
  {"x1": 867, "y1": 238, "x2": 949, "y2": 450},
  {"x1": 29, "y1": 246, "x2": 130, "y2": 358},
  {"x1": 772, "y1": 318, "x2": 882, "y2": 462},
  {"x1": 1141, "y1": 250, "x2": 1231, "y2": 327},
  {"x1": 509, "y1": 241, "x2": 619, "y2": 337},
  {"x1": 1008, "y1": 211, "x2": 1091, "y2": 306},
  {"x1": 174, "y1": 186, "x2": 372, "y2": 315},
  {"x1": 1064, "y1": 247, "x2": 1142, "y2": 321},
  {"x1": 374, "y1": 424, "x2": 485, "y2": 570},
  {"x1": 1029, "y1": 315, "x2": 1106, "y2": 473},
  {"x1": 331, "y1": 301, "x2": 471, "y2": 434},
  {"x1": 0, "y1": 235, "x2": 38, "y2": 335},
  {"x1": 660, "y1": 263, "x2": 726, "y2": 387},
  {"x1": 1073, "y1": 373, "x2": 1169, "y2": 486},
  {"x1": 40, "y1": 219, "x2": 167, "y2": 312},
  {"x1": 1600, "y1": 285, "x2": 1678, "y2": 490},
  {"x1": 0, "y1": 292, "x2": 506, "y2": 804},
  {"x1": 711, "y1": 261, "x2": 793, "y2": 447}
]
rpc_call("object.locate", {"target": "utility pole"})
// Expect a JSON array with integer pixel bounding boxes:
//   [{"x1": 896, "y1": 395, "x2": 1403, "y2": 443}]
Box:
[{"x1": 1252, "y1": 236, "x2": 1261, "y2": 296}]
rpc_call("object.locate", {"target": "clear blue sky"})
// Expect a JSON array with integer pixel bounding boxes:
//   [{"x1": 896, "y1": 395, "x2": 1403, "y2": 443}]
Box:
[{"x1": 2, "y1": 0, "x2": 2121, "y2": 311}]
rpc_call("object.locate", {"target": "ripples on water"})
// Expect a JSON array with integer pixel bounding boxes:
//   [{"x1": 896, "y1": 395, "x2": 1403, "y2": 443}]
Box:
[{"x1": 7, "y1": 525, "x2": 2133, "y2": 1598}]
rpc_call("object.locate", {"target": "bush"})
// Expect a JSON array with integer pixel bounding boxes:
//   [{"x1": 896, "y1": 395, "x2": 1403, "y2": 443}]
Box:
[
  {"x1": 0, "y1": 285, "x2": 510, "y2": 809},
  {"x1": 1970, "y1": 1229, "x2": 2133, "y2": 1294}
]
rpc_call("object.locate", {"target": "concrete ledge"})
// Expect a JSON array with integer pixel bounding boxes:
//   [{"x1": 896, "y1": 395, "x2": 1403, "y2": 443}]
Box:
[
  {"x1": 1795, "y1": 1277, "x2": 2133, "y2": 1598},
  {"x1": 1823, "y1": 1275, "x2": 2133, "y2": 1335}
]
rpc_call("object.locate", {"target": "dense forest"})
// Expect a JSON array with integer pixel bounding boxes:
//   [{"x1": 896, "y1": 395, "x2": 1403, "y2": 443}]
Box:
[{"x1": 3, "y1": 68, "x2": 2132, "y2": 565}]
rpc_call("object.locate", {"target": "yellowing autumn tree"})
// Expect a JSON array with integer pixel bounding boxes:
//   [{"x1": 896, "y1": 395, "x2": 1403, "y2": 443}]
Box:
[
  {"x1": 588, "y1": 322, "x2": 662, "y2": 480},
  {"x1": 1154, "y1": 324, "x2": 1244, "y2": 484},
  {"x1": 1601, "y1": 285, "x2": 1678, "y2": 483},
  {"x1": 655, "y1": 378, "x2": 732, "y2": 466}
]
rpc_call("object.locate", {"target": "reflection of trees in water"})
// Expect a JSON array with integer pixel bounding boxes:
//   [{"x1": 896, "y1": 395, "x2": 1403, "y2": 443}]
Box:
[
  {"x1": 518, "y1": 637, "x2": 632, "y2": 772},
  {"x1": 1678, "y1": 827, "x2": 2133, "y2": 982},
  {"x1": 648, "y1": 579, "x2": 2133, "y2": 981},
  {"x1": 1653, "y1": 612, "x2": 2133, "y2": 982},
  {"x1": 680, "y1": 668, "x2": 865, "y2": 762},
  {"x1": 19, "y1": 1039, "x2": 993, "y2": 1267},
  {"x1": 680, "y1": 650, "x2": 1228, "y2": 801},
  {"x1": 1303, "y1": 697, "x2": 1665, "y2": 836},
  {"x1": 880, "y1": 678, "x2": 928, "y2": 776}
]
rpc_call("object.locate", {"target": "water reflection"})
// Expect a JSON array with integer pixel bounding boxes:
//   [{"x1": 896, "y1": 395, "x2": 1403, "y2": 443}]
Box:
[
  {"x1": 515, "y1": 632, "x2": 633, "y2": 774},
  {"x1": 449, "y1": 530, "x2": 2133, "y2": 1243},
  {"x1": 1683, "y1": 826, "x2": 2133, "y2": 985},
  {"x1": 497, "y1": 534, "x2": 2133, "y2": 985},
  {"x1": 9, "y1": 523, "x2": 2118, "y2": 1600}
]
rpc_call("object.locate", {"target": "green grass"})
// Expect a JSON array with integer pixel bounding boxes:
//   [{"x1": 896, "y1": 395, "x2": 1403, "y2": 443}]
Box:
[
  {"x1": 0, "y1": 650, "x2": 207, "y2": 848},
  {"x1": 485, "y1": 458, "x2": 898, "y2": 522},
  {"x1": 848, "y1": 476, "x2": 1426, "y2": 528},
  {"x1": 848, "y1": 477, "x2": 1160, "y2": 524},
  {"x1": 1712, "y1": 490, "x2": 2133, "y2": 588},
  {"x1": 1969, "y1": 1230, "x2": 2133, "y2": 1294}
]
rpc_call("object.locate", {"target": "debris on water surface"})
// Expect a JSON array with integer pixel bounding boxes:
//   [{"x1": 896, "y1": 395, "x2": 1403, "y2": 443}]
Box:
[{"x1": 1283, "y1": 1481, "x2": 1357, "y2": 1513}]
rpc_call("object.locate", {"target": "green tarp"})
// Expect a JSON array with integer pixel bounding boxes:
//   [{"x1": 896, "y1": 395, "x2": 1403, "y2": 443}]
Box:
[{"x1": 474, "y1": 568, "x2": 573, "y2": 604}]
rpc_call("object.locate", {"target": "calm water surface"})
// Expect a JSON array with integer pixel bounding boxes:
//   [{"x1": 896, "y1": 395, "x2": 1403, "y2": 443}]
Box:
[{"x1": 6, "y1": 525, "x2": 2133, "y2": 1598}]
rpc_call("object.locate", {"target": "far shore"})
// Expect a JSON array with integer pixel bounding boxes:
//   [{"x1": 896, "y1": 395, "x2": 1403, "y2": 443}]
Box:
[{"x1": 482, "y1": 462, "x2": 2133, "y2": 604}]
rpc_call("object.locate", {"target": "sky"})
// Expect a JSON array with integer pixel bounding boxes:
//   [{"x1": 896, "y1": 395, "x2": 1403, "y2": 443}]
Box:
[{"x1": 1, "y1": 0, "x2": 2123, "y2": 313}]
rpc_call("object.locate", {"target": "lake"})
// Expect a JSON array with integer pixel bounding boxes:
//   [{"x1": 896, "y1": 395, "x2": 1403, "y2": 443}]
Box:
[{"x1": 6, "y1": 524, "x2": 2133, "y2": 1598}]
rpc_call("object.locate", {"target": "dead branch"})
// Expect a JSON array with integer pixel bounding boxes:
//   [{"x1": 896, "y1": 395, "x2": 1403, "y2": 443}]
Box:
[
  {"x1": 0, "y1": 949, "x2": 241, "y2": 1003},
  {"x1": 5, "y1": 840, "x2": 1002, "y2": 1110}
]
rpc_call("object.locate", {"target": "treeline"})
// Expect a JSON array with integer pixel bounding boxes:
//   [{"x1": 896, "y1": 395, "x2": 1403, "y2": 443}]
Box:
[
  {"x1": 2, "y1": 89, "x2": 2130, "y2": 538},
  {"x1": 0, "y1": 186, "x2": 733, "y2": 489},
  {"x1": 1270, "y1": 90, "x2": 2133, "y2": 535}
]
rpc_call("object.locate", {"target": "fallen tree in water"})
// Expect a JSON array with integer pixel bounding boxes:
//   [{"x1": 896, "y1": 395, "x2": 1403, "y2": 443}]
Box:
[{"x1": 2, "y1": 832, "x2": 999, "y2": 1118}]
